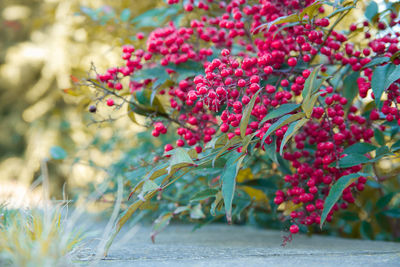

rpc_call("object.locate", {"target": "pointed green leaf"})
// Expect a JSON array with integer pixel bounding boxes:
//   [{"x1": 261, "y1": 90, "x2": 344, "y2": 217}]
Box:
[
  {"x1": 371, "y1": 64, "x2": 394, "y2": 109},
  {"x1": 260, "y1": 103, "x2": 300, "y2": 125},
  {"x1": 240, "y1": 89, "x2": 262, "y2": 138},
  {"x1": 363, "y1": 57, "x2": 390, "y2": 68},
  {"x1": 279, "y1": 118, "x2": 309, "y2": 154},
  {"x1": 221, "y1": 152, "x2": 245, "y2": 223},
  {"x1": 365, "y1": 1, "x2": 378, "y2": 22},
  {"x1": 212, "y1": 135, "x2": 242, "y2": 167},
  {"x1": 374, "y1": 128, "x2": 385, "y2": 146},
  {"x1": 320, "y1": 172, "x2": 369, "y2": 227},
  {"x1": 385, "y1": 65, "x2": 400, "y2": 92},
  {"x1": 190, "y1": 189, "x2": 219, "y2": 202},
  {"x1": 120, "y1": 9, "x2": 131, "y2": 22},
  {"x1": 338, "y1": 154, "x2": 370, "y2": 168},
  {"x1": 344, "y1": 143, "x2": 377, "y2": 154},
  {"x1": 167, "y1": 147, "x2": 195, "y2": 173},
  {"x1": 261, "y1": 112, "x2": 305, "y2": 145},
  {"x1": 342, "y1": 72, "x2": 360, "y2": 110}
]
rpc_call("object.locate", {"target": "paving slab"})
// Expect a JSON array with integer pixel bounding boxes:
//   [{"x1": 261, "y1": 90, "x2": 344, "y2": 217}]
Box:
[{"x1": 76, "y1": 224, "x2": 400, "y2": 267}]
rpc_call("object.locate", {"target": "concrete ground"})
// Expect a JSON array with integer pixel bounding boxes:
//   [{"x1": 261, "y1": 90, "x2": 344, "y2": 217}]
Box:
[{"x1": 75, "y1": 224, "x2": 400, "y2": 267}]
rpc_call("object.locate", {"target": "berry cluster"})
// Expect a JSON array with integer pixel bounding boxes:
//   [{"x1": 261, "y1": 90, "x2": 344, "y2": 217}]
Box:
[{"x1": 93, "y1": 0, "x2": 400, "y2": 234}]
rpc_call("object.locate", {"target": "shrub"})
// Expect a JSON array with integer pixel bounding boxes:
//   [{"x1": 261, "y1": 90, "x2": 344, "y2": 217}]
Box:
[{"x1": 76, "y1": 0, "x2": 400, "y2": 252}]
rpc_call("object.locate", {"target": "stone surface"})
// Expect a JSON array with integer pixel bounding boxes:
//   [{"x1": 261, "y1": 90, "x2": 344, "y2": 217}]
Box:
[{"x1": 76, "y1": 224, "x2": 400, "y2": 266}]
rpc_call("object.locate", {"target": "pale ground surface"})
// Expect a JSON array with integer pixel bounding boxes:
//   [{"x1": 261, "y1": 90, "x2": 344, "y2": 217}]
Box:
[{"x1": 74, "y1": 223, "x2": 400, "y2": 267}]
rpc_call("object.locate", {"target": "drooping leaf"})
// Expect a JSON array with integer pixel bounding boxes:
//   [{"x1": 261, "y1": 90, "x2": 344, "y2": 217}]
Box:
[
  {"x1": 385, "y1": 65, "x2": 400, "y2": 92},
  {"x1": 302, "y1": 91, "x2": 324, "y2": 118},
  {"x1": 360, "y1": 221, "x2": 374, "y2": 240},
  {"x1": 374, "y1": 128, "x2": 385, "y2": 146},
  {"x1": 212, "y1": 135, "x2": 242, "y2": 167},
  {"x1": 260, "y1": 103, "x2": 300, "y2": 125},
  {"x1": 167, "y1": 147, "x2": 195, "y2": 174},
  {"x1": 205, "y1": 134, "x2": 228, "y2": 150},
  {"x1": 120, "y1": 9, "x2": 131, "y2": 22},
  {"x1": 141, "y1": 180, "x2": 159, "y2": 195},
  {"x1": 363, "y1": 57, "x2": 390, "y2": 68},
  {"x1": 365, "y1": 1, "x2": 378, "y2": 22},
  {"x1": 382, "y1": 209, "x2": 400, "y2": 218},
  {"x1": 320, "y1": 172, "x2": 369, "y2": 227},
  {"x1": 261, "y1": 112, "x2": 305, "y2": 145},
  {"x1": 264, "y1": 136, "x2": 278, "y2": 164},
  {"x1": 343, "y1": 143, "x2": 377, "y2": 154},
  {"x1": 253, "y1": 13, "x2": 301, "y2": 33},
  {"x1": 371, "y1": 63, "x2": 394, "y2": 109},
  {"x1": 105, "y1": 190, "x2": 158, "y2": 255},
  {"x1": 338, "y1": 154, "x2": 370, "y2": 168},
  {"x1": 376, "y1": 193, "x2": 394, "y2": 210},
  {"x1": 279, "y1": 118, "x2": 309, "y2": 154},
  {"x1": 302, "y1": 65, "x2": 322, "y2": 100},
  {"x1": 127, "y1": 103, "x2": 138, "y2": 124},
  {"x1": 50, "y1": 146, "x2": 67, "y2": 160},
  {"x1": 342, "y1": 71, "x2": 360, "y2": 109},
  {"x1": 221, "y1": 152, "x2": 245, "y2": 223},
  {"x1": 190, "y1": 189, "x2": 219, "y2": 202},
  {"x1": 151, "y1": 212, "x2": 173, "y2": 243},
  {"x1": 300, "y1": 0, "x2": 323, "y2": 19},
  {"x1": 391, "y1": 139, "x2": 400, "y2": 151},
  {"x1": 240, "y1": 89, "x2": 262, "y2": 138}
]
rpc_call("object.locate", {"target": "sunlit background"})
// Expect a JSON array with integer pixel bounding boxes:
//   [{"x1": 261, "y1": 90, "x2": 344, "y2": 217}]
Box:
[{"x1": 0, "y1": 0, "x2": 166, "y2": 207}]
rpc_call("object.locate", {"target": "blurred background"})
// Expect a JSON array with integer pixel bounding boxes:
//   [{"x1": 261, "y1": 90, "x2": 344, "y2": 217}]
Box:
[{"x1": 0, "y1": 0, "x2": 165, "y2": 206}]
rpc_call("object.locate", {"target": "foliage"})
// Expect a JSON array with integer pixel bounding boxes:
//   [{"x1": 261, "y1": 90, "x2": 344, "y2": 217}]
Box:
[
  {"x1": 73, "y1": 0, "x2": 400, "y2": 253},
  {"x1": 0, "y1": 204, "x2": 83, "y2": 266}
]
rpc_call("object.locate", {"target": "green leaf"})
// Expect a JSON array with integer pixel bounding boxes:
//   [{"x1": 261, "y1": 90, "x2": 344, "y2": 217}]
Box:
[
  {"x1": 120, "y1": 9, "x2": 131, "y2": 22},
  {"x1": 320, "y1": 172, "x2": 369, "y2": 227},
  {"x1": 279, "y1": 118, "x2": 309, "y2": 154},
  {"x1": 261, "y1": 112, "x2": 305, "y2": 145},
  {"x1": 363, "y1": 57, "x2": 390, "y2": 68},
  {"x1": 374, "y1": 128, "x2": 385, "y2": 146},
  {"x1": 221, "y1": 152, "x2": 245, "y2": 223},
  {"x1": 300, "y1": 0, "x2": 323, "y2": 19},
  {"x1": 344, "y1": 143, "x2": 377, "y2": 154},
  {"x1": 167, "y1": 147, "x2": 195, "y2": 174},
  {"x1": 135, "y1": 89, "x2": 167, "y2": 114},
  {"x1": 382, "y1": 209, "x2": 400, "y2": 218},
  {"x1": 254, "y1": 13, "x2": 301, "y2": 32},
  {"x1": 365, "y1": 1, "x2": 378, "y2": 22},
  {"x1": 212, "y1": 135, "x2": 242, "y2": 167},
  {"x1": 302, "y1": 65, "x2": 322, "y2": 100},
  {"x1": 240, "y1": 89, "x2": 262, "y2": 138},
  {"x1": 141, "y1": 180, "x2": 159, "y2": 195},
  {"x1": 260, "y1": 103, "x2": 300, "y2": 125},
  {"x1": 338, "y1": 154, "x2": 370, "y2": 168},
  {"x1": 391, "y1": 140, "x2": 400, "y2": 151},
  {"x1": 264, "y1": 136, "x2": 278, "y2": 164},
  {"x1": 385, "y1": 65, "x2": 400, "y2": 92},
  {"x1": 50, "y1": 146, "x2": 67, "y2": 160},
  {"x1": 360, "y1": 221, "x2": 374, "y2": 240},
  {"x1": 151, "y1": 213, "x2": 173, "y2": 243},
  {"x1": 342, "y1": 72, "x2": 360, "y2": 109},
  {"x1": 190, "y1": 189, "x2": 219, "y2": 202},
  {"x1": 167, "y1": 61, "x2": 204, "y2": 82},
  {"x1": 371, "y1": 63, "x2": 396, "y2": 109},
  {"x1": 303, "y1": 91, "x2": 324, "y2": 118},
  {"x1": 376, "y1": 193, "x2": 394, "y2": 210}
]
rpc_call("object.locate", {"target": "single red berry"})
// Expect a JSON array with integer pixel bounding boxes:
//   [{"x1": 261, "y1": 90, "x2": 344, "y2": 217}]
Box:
[{"x1": 290, "y1": 224, "x2": 299, "y2": 234}]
